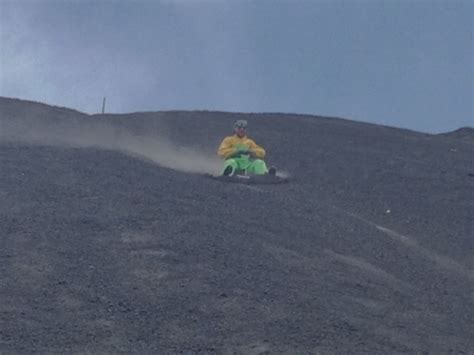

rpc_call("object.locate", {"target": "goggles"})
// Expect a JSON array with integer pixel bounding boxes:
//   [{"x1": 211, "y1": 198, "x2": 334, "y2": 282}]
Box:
[{"x1": 233, "y1": 120, "x2": 248, "y2": 129}]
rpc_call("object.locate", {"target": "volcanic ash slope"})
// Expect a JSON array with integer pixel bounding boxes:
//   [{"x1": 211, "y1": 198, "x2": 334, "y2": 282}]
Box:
[{"x1": 0, "y1": 97, "x2": 473, "y2": 353}]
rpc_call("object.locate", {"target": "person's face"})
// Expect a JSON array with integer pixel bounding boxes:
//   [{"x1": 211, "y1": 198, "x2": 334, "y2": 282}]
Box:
[{"x1": 235, "y1": 127, "x2": 246, "y2": 137}]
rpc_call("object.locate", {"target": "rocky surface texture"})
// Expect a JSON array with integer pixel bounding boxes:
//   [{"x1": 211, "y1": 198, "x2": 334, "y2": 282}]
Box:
[{"x1": 1, "y1": 97, "x2": 473, "y2": 353}]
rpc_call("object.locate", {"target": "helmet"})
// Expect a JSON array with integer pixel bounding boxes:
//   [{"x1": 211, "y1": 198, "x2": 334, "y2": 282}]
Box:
[{"x1": 233, "y1": 119, "x2": 248, "y2": 129}]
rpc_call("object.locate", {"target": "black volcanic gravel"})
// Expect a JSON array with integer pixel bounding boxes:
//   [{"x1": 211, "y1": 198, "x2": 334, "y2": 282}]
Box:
[{"x1": 0, "y1": 97, "x2": 473, "y2": 353}]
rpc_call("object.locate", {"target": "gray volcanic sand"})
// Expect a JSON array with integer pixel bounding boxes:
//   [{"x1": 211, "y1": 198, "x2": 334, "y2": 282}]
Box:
[{"x1": 1, "y1": 97, "x2": 473, "y2": 353}]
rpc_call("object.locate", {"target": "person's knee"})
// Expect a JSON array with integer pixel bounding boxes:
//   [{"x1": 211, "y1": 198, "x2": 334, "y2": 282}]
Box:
[
  {"x1": 251, "y1": 159, "x2": 268, "y2": 174},
  {"x1": 223, "y1": 159, "x2": 239, "y2": 176},
  {"x1": 225, "y1": 159, "x2": 238, "y2": 168}
]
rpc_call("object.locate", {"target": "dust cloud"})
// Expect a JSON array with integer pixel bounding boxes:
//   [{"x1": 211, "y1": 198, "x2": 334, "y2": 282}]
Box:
[{"x1": 0, "y1": 117, "x2": 222, "y2": 175}]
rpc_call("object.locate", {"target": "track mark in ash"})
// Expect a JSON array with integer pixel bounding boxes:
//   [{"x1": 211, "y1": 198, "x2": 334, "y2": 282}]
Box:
[
  {"x1": 335, "y1": 207, "x2": 474, "y2": 281},
  {"x1": 324, "y1": 249, "x2": 413, "y2": 291},
  {"x1": 374, "y1": 225, "x2": 474, "y2": 281}
]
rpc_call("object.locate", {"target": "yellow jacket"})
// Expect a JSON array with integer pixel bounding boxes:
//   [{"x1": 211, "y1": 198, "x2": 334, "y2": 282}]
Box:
[{"x1": 217, "y1": 135, "x2": 266, "y2": 160}]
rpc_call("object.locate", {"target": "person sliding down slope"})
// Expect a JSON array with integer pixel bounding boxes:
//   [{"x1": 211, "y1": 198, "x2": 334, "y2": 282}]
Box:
[{"x1": 217, "y1": 119, "x2": 276, "y2": 176}]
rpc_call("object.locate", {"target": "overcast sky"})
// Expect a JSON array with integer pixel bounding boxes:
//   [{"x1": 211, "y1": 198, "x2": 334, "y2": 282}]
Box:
[{"x1": 1, "y1": 0, "x2": 472, "y2": 133}]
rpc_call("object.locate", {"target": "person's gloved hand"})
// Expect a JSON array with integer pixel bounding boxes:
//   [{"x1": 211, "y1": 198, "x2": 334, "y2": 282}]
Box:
[
  {"x1": 247, "y1": 149, "x2": 257, "y2": 158},
  {"x1": 238, "y1": 148, "x2": 257, "y2": 158},
  {"x1": 232, "y1": 146, "x2": 257, "y2": 158},
  {"x1": 234, "y1": 146, "x2": 249, "y2": 155},
  {"x1": 230, "y1": 148, "x2": 246, "y2": 158}
]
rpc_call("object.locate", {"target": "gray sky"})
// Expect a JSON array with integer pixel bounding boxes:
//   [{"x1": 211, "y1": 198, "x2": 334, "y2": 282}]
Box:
[{"x1": 1, "y1": 0, "x2": 472, "y2": 133}]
